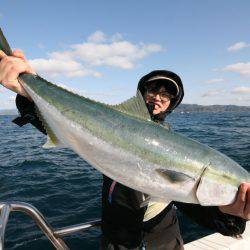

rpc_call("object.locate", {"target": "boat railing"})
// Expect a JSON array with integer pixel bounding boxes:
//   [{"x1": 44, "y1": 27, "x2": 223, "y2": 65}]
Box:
[
  {"x1": 0, "y1": 201, "x2": 101, "y2": 250},
  {"x1": 2, "y1": 201, "x2": 250, "y2": 250}
]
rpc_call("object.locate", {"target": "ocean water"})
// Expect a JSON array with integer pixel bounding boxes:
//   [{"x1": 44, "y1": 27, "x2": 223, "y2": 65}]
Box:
[{"x1": 0, "y1": 112, "x2": 249, "y2": 249}]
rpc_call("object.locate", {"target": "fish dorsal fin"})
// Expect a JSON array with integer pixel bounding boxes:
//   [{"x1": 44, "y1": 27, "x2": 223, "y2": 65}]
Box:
[
  {"x1": 112, "y1": 90, "x2": 151, "y2": 120},
  {"x1": 160, "y1": 123, "x2": 171, "y2": 131}
]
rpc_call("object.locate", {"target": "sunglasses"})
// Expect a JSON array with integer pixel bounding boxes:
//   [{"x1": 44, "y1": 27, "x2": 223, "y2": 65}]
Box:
[{"x1": 145, "y1": 90, "x2": 174, "y2": 102}]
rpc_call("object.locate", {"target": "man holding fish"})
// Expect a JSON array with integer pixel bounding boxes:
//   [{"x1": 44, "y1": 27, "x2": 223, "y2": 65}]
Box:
[{"x1": 0, "y1": 48, "x2": 249, "y2": 250}]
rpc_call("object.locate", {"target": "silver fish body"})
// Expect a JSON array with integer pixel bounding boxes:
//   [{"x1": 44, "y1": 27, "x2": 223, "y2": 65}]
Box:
[
  {"x1": 18, "y1": 74, "x2": 250, "y2": 206},
  {"x1": 1, "y1": 29, "x2": 249, "y2": 206}
]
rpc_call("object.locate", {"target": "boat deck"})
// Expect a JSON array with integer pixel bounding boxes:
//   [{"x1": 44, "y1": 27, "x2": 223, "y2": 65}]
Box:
[{"x1": 185, "y1": 221, "x2": 250, "y2": 250}]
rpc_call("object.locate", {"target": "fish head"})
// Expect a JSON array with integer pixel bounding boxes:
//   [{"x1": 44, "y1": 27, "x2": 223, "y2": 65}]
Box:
[{"x1": 196, "y1": 156, "x2": 250, "y2": 206}]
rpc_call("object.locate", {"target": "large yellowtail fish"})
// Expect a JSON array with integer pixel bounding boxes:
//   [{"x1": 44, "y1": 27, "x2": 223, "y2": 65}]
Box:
[{"x1": 0, "y1": 28, "x2": 249, "y2": 206}]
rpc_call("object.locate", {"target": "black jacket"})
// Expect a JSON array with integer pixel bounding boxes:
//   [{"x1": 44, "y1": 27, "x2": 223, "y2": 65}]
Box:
[{"x1": 13, "y1": 94, "x2": 246, "y2": 250}]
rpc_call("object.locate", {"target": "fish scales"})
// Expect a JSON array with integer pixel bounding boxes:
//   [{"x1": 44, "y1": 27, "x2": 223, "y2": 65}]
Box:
[
  {"x1": 20, "y1": 74, "x2": 249, "y2": 205},
  {"x1": 21, "y1": 76, "x2": 205, "y2": 174}
]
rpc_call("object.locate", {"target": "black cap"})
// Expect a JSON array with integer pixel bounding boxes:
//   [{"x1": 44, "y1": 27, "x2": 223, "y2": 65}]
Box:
[{"x1": 138, "y1": 70, "x2": 184, "y2": 113}]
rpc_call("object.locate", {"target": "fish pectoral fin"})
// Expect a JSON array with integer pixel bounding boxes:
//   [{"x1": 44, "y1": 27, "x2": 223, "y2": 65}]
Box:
[
  {"x1": 156, "y1": 169, "x2": 195, "y2": 184},
  {"x1": 140, "y1": 195, "x2": 171, "y2": 208},
  {"x1": 35, "y1": 106, "x2": 64, "y2": 149},
  {"x1": 42, "y1": 135, "x2": 60, "y2": 149},
  {"x1": 160, "y1": 123, "x2": 171, "y2": 131},
  {"x1": 140, "y1": 195, "x2": 151, "y2": 207},
  {"x1": 111, "y1": 90, "x2": 151, "y2": 121},
  {"x1": 42, "y1": 129, "x2": 65, "y2": 149}
]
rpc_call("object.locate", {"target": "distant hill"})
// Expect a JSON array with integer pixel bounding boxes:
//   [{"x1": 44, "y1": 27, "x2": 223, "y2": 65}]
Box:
[
  {"x1": 0, "y1": 104, "x2": 249, "y2": 116},
  {"x1": 176, "y1": 104, "x2": 250, "y2": 112},
  {"x1": 0, "y1": 109, "x2": 18, "y2": 115}
]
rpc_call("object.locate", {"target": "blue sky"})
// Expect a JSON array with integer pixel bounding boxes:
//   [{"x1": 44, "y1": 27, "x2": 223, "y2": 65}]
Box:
[{"x1": 0, "y1": 0, "x2": 250, "y2": 109}]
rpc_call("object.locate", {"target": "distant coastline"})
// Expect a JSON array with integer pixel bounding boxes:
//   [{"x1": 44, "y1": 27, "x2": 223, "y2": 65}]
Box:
[
  {"x1": 1, "y1": 104, "x2": 250, "y2": 116},
  {"x1": 175, "y1": 104, "x2": 250, "y2": 113}
]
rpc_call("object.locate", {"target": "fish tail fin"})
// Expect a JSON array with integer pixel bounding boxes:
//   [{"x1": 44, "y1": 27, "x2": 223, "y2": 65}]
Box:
[{"x1": 0, "y1": 28, "x2": 12, "y2": 55}]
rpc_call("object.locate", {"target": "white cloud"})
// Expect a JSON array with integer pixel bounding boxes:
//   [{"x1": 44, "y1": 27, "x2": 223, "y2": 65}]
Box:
[
  {"x1": 71, "y1": 40, "x2": 162, "y2": 69},
  {"x1": 231, "y1": 86, "x2": 250, "y2": 95},
  {"x1": 87, "y1": 31, "x2": 106, "y2": 43},
  {"x1": 228, "y1": 42, "x2": 250, "y2": 52},
  {"x1": 48, "y1": 51, "x2": 74, "y2": 61},
  {"x1": 206, "y1": 78, "x2": 225, "y2": 84},
  {"x1": 202, "y1": 89, "x2": 224, "y2": 97},
  {"x1": 53, "y1": 84, "x2": 117, "y2": 100},
  {"x1": 30, "y1": 58, "x2": 100, "y2": 78},
  {"x1": 37, "y1": 43, "x2": 45, "y2": 49},
  {"x1": 111, "y1": 33, "x2": 123, "y2": 42},
  {"x1": 0, "y1": 100, "x2": 15, "y2": 109},
  {"x1": 220, "y1": 62, "x2": 250, "y2": 76},
  {"x1": 29, "y1": 31, "x2": 162, "y2": 78},
  {"x1": 220, "y1": 96, "x2": 250, "y2": 106},
  {"x1": 0, "y1": 96, "x2": 15, "y2": 109}
]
